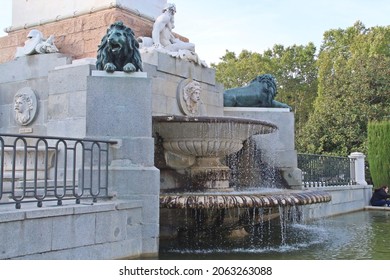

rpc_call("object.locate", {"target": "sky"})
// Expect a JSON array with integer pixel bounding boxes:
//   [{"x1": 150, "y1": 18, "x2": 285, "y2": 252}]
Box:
[{"x1": 0, "y1": 0, "x2": 389, "y2": 65}]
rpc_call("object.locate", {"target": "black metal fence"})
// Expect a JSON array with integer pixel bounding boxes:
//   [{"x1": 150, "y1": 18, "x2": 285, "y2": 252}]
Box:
[
  {"x1": 298, "y1": 153, "x2": 356, "y2": 187},
  {"x1": 0, "y1": 133, "x2": 117, "y2": 209}
]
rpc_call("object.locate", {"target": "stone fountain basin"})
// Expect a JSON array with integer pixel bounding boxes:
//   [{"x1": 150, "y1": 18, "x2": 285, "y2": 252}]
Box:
[
  {"x1": 159, "y1": 190, "x2": 332, "y2": 239},
  {"x1": 160, "y1": 190, "x2": 331, "y2": 209},
  {"x1": 152, "y1": 115, "x2": 277, "y2": 158}
]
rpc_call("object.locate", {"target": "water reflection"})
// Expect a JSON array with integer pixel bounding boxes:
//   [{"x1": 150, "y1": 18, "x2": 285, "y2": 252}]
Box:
[{"x1": 159, "y1": 210, "x2": 390, "y2": 260}]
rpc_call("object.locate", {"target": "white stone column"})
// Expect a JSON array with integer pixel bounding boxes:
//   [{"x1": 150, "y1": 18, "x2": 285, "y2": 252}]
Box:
[{"x1": 349, "y1": 152, "x2": 367, "y2": 185}]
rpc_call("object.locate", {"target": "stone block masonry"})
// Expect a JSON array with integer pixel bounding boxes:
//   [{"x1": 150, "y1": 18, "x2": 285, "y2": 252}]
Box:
[
  {"x1": 0, "y1": 8, "x2": 153, "y2": 64},
  {"x1": 142, "y1": 52, "x2": 224, "y2": 117}
]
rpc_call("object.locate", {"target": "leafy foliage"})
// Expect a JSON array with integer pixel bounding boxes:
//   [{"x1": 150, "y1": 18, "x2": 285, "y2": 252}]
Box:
[
  {"x1": 298, "y1": 22, "x2": 390, "y2": 155},
  {"x1": 212, "y1": 22, "x2": 390, "y2": 158}
]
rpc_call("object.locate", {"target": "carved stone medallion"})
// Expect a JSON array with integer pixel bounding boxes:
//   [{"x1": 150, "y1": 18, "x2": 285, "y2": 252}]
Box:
[
  {"x1": 13, "y1": 87, "x2": 38, "y2": 126},
  {"x1": 177, "y1": 79, "x2": 202, "y2": 116}
]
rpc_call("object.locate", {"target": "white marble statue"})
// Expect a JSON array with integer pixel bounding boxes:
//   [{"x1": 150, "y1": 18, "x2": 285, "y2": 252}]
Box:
[
  {"x1": 138, "y1": 3, "x2": 207, "y2": 67},
  {"x1": 15, "y1": 29, "x2": 59, "y2": 58},
  {"x1": 152, "y1": 3, "x2": 194, "y2": 52}
]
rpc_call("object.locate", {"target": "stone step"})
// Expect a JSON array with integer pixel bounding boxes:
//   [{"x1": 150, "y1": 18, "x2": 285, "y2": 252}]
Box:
[{"x1": 364, "y1": 206, "x2": 390, "y2": 211}]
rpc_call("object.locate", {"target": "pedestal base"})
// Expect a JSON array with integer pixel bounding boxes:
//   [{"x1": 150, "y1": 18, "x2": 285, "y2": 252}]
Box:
[{"x1": 190, "y1": 157, "x2": 232, "y2": 190}]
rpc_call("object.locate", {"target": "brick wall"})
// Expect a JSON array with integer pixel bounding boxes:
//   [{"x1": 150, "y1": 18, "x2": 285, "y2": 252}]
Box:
[{"x1": 0, "y1": 7, "x2": 188, "y2": 64}]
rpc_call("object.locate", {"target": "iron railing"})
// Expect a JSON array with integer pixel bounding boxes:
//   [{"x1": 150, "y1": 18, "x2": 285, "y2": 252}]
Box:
[
  {"x1": 0, "y1": 133, "x2": 117, "y2": 209},
  {"x1": 298, "y1": 153, "x2": 356, "y2": 187}
]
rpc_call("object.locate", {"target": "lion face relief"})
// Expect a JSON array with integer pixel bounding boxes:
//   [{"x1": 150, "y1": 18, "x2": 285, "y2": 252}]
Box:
[{"x1": 96, "y1": 21, "x2": 143, "y2": 73}]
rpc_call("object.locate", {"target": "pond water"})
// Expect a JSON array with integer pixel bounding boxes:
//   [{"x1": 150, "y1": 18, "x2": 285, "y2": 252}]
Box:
[{"x1": 159, "y1": 210, "x2": 390, "y2": 260}]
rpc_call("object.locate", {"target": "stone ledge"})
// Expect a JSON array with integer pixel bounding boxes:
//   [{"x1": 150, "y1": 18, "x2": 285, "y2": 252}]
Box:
[
  {"x1": 54, "y1": 58, "x2": 96, "y2": 70},
  {"x1": 364, "y1": 206, "x2": 390, "y2": 211},
  {"x1": 303, "y1": 184, "x2": 372, "y2": 191},
  {"x1": 0, "y1": 53, "x2": 72, "y2": 83},
  {"x1": 0, "y1": 211, "x2": 25, "y2": 223},
  {"x1": 0, "y1": 200, "x2": 143, "y2": 222},
  {"x1": 142, "y1": 51, "x2": 216, "y2": 85},
  {"x1": 116, "y1": 200, "x2": 143, "y2": 210},
  {"x1": 91, "y1": 70, "x2": 147, "y2": 78},
  {"x1": 224, "y1": 107, "x2": 291, "y2": 113}
]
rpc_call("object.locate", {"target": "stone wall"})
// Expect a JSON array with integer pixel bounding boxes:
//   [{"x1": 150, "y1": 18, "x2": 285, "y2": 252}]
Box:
[
  {"x1": 0, "y1": 201, "x2": 144, "y2": 259},
  {"x1": 0, "y1": 53, "x2": 160, "y2": 259},
  {"x1": 143, "y1": 52, "x2": 224, "y2": 117},
  {"x1": 0, "y1": 53, "x2": 73, "y2": 135},
  {"x1": 301, "y1": 185, "x2": 373, "y2": 220}
]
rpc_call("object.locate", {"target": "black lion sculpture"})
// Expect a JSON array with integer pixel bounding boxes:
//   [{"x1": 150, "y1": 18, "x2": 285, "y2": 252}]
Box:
[
  {"x1": 223, "y1": 74, "x2": 291, "y2": 109},
  {"x1": 96, "y1": 21, "x2": 143, "y2": 73}
]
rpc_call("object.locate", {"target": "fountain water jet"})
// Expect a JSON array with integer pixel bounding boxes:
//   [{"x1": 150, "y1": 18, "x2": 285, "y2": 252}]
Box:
[{"x1": 153, "y1": 115, "x2": 331, "y2": 242}]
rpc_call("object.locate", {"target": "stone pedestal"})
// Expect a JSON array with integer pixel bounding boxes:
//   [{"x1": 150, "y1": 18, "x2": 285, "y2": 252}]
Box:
[
  {"x1": 86, "y1": 72, "x2": 160, "y2": 255},
  {"x1": 349, "y1": 152, "x2": 368, "y2": 185}
]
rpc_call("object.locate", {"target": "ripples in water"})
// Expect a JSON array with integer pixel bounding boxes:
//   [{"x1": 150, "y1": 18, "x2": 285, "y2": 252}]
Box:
[{"x1": 159, "y1": 210, "x2": 390, "y2": 260}]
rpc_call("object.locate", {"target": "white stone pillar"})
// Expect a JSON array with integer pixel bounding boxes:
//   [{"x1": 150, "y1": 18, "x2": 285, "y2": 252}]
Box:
[{"x1": 349, "y1": 152, "x2": 367, "y2": 185}]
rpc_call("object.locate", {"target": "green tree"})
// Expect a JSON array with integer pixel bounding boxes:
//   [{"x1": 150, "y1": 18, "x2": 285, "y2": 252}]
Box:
[
  {"x1": 212, "y1": 49, "x2": 274, "y2": 89},
  {"x1": 367, "y1": 121, "x2": 390, "y2": 187},
  {"x1": 298, "y1": 22, "x2": 390, "y2": 155},
  {"x1": 263, "y1": 43, "x2": 318, "y2": 140}
]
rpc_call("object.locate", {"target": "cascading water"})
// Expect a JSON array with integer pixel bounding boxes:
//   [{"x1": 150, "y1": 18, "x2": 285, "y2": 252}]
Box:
[
  {"x1": 152, "y1": 115, "x2": 331, "y2": 254},
  {"x1": 227, "y1": 137, "x2": 282, "y2": 190},
  {"x1": 153, "y1": 115, "x2": 277, "y2": 191}
]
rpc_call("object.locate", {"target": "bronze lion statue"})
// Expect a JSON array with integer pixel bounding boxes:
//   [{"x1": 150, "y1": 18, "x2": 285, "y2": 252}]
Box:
[
  {"x1": 223, "y1": 74, "x2": 291, "y2": 109},
  {"x1": 96, "y1": 21, "x2": 143, "y2": 73}
]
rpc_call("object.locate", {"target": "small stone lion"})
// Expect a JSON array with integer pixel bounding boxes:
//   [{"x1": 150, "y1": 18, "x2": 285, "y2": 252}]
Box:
[
  {"x1": 96, "y1": 21, "x2": 143, "y2": 73},
  {"x1": 223, "y1": 74, "x2": 291, "y2": 109}
]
